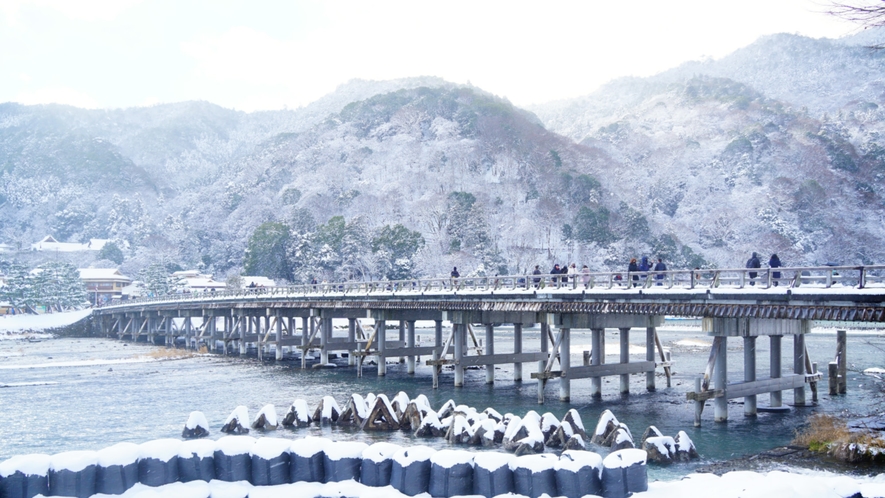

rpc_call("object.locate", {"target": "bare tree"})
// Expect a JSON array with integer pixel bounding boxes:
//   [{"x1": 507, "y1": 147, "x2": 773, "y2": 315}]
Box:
[{"x1": 826, "y1": 1, "x2": 885, "y2": 28}]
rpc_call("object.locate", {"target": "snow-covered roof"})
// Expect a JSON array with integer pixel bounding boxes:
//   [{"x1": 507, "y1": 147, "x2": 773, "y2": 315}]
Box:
[
  {"x1": 78, "y1": 268, "x2": 131, "y2": 282},
  {"x1": 180, "y1": 277, "x2": 227, "y2": 290},
  {"x1": 242, "y1": 276, "x2": 275, "y2": 288},
  {"x1": 31, "y1": 237, "x2": 109, "y2": 252},
  {"x1": 172, "y1": 270, "x2": 204, "y2": 278}
]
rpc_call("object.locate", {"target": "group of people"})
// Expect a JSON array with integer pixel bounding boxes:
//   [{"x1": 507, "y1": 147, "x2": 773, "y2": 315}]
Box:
[
  {"x1": 626, "y1": 256, "x2": 668, "y2": 286},
  {"x1": 746, "y1": 252, "x2": 782, "y2": 285}
]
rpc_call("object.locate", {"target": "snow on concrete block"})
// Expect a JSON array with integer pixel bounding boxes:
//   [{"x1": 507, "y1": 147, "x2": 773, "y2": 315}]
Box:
[
  {"x1": 555, "y1": 449, "x2": 603, "y2": 498},
  {"x1": 138, "y1": 439, "x2": 182, "y2": 487},
  {"x1": 502, "y1": 415, "x2": 528, "y2": 452},
  {"x1": 473, "y1": 451, "x2": 514, "y2": 497},
  {"x1": 391, "y1": 391, "x2": 411, "y2": 416},
  {"x1": 428, "y1": 449, "x2": 475, "y2": 498},
  {"x1": 339, "y1": 394, "x2": 369, "y2": 426},
  {"x1": 437, "y1": 399, "x2": 456, "y2": 419},
  {"x1": 360, "y1": 442, "x2": 402, "y2": 487},
  {"x1": 389, "y1": 445, "x2": 436, "y2": 497},
  {"x1": 178, "y1": 439, "x2": 216, "y2": 483},
  {"x1": 0, "y1": 454, "x2": 51, "y2": 498},
  {"x1": 49, "y1": 450, "x2": 98, "y2": 498},
  {"x1": 445, "y1": 414, "x2": 475, "y2": 445},
  {"x1": 213, "y1": 435, "x2": 256, "y2": 483},
  {"x1": 563, "y1": 434, "x2": 586, "y2": 451},
  {"x1": 95, "y1": 442, "x2": 139, "y2": 495},
  {"x1": 360, "y1": 393, "x2": 400, "y2": 430},
  {"x1": 509, "y1": 453, "x2": 558, "y2": 498},
  {"x1": 609, "y1": 424, "x2": 635, "y2": 451},
  {"x1": 640, "y1": 425, "x2": 664, "y2": 446},
  {"x1": 592, "y1": 409, "x2": 619, "y2": 445},
  {"x1": 312, "y1": 396, "x2": 342, "y2": 426},
  {"x1": 182, "y1": 411, "x2": 210, "y2": 439},
  {"x1": 601, "y1": 448, "x2": 648, "y2": 498},
  {"x1": 281, "y1": 399, "x2": 311, "y2": 428},
  {"x1": 221, "y1": 406, "x2": 251, "y2": 435},
  {"x1": 289, "y1": 437, "x2": 327, "y2": 483},
  {"x1": 250, "y1": 437, "x2": 292, "y2": 486},
  {"x1": 482, "y1": 407, "x2": 503, "y2": 423},
  {"x1": 674, "y1": 430, "x2": 700, "y2": 461},
  {"x1": 323, "y1": 441, "x2": 367, "y2": 483},
  {"x1": 540, "y1": 412, "x2": 561, "y2": 443},
  {"x1": 643, "y1": 436, "x2": 675, "y2": 464},
  {"x1": 251, "y1": 404, "x2": 279, "y2": 431},
  {"x1": 413, "y1": 410, "x2": 446, "y2": 438},
  {"x1": 468, "y1": 418, "x2": 498, "y2": 446},
  {"x1": 562, "y1": 408, "x2": 587, "y2": 440}
]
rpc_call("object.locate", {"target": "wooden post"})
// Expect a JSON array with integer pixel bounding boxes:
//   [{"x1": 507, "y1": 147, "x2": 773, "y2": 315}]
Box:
[
  {"x1": 485, "y1": 324, "x2": 494, "y2": 384},
  {"x1": 348, "y1": 318, "x2": 356, "y2": 366},
  {"x1": 454, "y1": 324, "x2": 464, "y2": 387},
  {"x1": 377, "y1": 319, "x2": 387, "y2": 377},
  {"x1": 713, "y1": 336, "x2": 728, "y2": 422},
  {"x1": 837, "y1": 330, "x2": 847, "y2": 394},
  {"x1": 793, "y1": 333, "x2": 806, "y2": 406},
  {"x1": 275, "y1": 312, "x2": 283, "y2": 361},
  {"x1": 655, "y1": 329, "x2": 671, "y2": 387},
  {"x1": 770, "y1": 335, "x2": 782, "y2": 407},
  {"x1": 744, "y1": 336, "x2": 757, "y2": 416},
  {"x1": 538, "y1": 323, "x2": 549, "y2": 403},
  {"x1": 513, "y1": 323, "x2": 523, "y2": 381},
  {"x1": 694, "y1": 377, "x2": 704, "y2": 427},
  {"x1": 407, "y1": 320, "x2": 416, "y2": 374},
  {"x1": 828, "y1": 362, "x2": 839, "y2": 395},
  {"x1": 590, "y1": 328, "x2": 603, "y2": 398},
  {"x1": 619, "y1": 327, "x2": 630, "y2": 394},
  {"x1": 300, "y1": 316, "x2": 309, "y2": 369},
  {"x1": 646, "y1": 327, "x2": 655, "y2": 392},
  {"x1": 560, "y1": 327, "x2": 570, "y2": 401}
]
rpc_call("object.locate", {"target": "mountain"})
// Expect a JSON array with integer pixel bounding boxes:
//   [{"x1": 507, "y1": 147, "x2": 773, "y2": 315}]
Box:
[{"x1": 3, "y1": 32, "x2": 885, "y2": 282}]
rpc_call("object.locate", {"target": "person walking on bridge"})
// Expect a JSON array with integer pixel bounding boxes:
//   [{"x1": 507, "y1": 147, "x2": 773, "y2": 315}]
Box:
[
  {"x1": 769, "y1": 254, "x2": 782, "y2": 286},
  {"x1": 746, "y1": 252, "x2": 761, "y2": 286},
  {"x1": 532, "y1": 265, "x2": 542, "y2": 288},
  {"x1": 628, "y1": 258, "x2": 639, "y2": 287},
  {"x1": 653, "y1": 257, "x2": 667, "y2": 285}
]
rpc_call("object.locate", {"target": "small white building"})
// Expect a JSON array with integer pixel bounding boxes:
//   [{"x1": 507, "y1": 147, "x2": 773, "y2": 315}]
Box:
[
  {"x1": 32, "y1": 236, "x2": 110, "y2": 252},
  {"x1": 79, "y1": 268, "x2": 132, "y2": 304},
  {"x1": 171, "y1": 270, "x2": 227, "y2": 293}
]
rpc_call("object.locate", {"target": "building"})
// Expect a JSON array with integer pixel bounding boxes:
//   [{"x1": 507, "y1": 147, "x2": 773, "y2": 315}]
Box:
[
  {"x1": 32, "y1": 236, "x2": 110, "y2": 252},
  {"x1": 171, "y1": 270, "x2": 228, "y2": 293},
  {"x1": 78, "y1": 268, "x2": 132, "y2": 304}
]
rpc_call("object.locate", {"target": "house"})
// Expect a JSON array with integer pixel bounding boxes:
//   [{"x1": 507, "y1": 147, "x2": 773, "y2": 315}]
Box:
[
  {"x1": 32, "y1": 236, "x2": 109, "y2": 252},
  {"x1": 78, "y1": 268, "x2": 132, "y2": 304},
  {"x1": 171, "y1": 270, "x2": 228, "y2": 293},
  {"x1": 242, "y1": 276, "x2": 276, "y2": 289}
]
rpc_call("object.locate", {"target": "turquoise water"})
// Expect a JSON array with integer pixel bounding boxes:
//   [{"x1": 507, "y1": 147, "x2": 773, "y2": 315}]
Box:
[{"x1": 1, "y1": 325, "x2": 883, "y2": 481}]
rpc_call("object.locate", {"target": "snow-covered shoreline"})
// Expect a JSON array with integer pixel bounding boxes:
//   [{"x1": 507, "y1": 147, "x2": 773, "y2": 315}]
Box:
[{"x1": 0, "y1": 308, "x2": 92, "y2": 339}]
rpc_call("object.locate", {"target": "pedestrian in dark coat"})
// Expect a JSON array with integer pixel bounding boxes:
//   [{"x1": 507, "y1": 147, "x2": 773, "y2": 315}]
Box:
[
  {"x1": 628, "y1": 258, "x2": 639, "y2": 287},
  {"x1": 532, "y1": 265, "x2": 542, "y2": 288},
  {"x1": 769, "y1": 254, "x2": 782, "y2": 286},
  {"x1": 746, "y1": 252, "x2": 761, "y2": 285},
  {"x1": 551, "y1": 264, "x2": 561, "y2": 285},
  {"x1": 451, "y1": 267, "x2": 460, "y2": 278},
  {"x1": 653, "y1": 258, "x2": 667, "y2": 285}
]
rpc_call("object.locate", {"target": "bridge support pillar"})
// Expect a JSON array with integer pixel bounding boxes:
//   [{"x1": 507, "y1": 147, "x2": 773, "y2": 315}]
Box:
[
  {"x1": 398, "y1": 321, "x2": 406, "y2": 363},
  {"x1": 165, "y1": 315, "x2": 173, "y2": 348},
  {"x1": 320, "y1": 312, "x2": 331, "y2": 364},
  {"x1": 590, "y1": 328, "x2": 604, "y2": 398},
  {"x1": 537, "y1": 323, "x2": 549, "y2": 403},
  {"x1": 454, "y1": 324, "x2": 465, "y2": 387},
  {"x1": 744, "y1": 336, "x2": 757, "y2": 416},
  {"x1": 275, "y1": 312, "x2": 283, "y2": 361},
  {"x1": 377, "y1": 319, "x2": 387, "y2": 376},
  {"x1": 513, "y1": 323, "x2": 523, "y2": 382},
  {"x1": 348, "y1": 318, "x2": 356, "y2": 366},
  {"x1": 646, "y1": 327, "x2": 656, "y2": 391},
  {"x1": 770, "y1": 335, "x2": 782, "y2": 408},
  {"x1": 485, "y1": 324, "x2": 495, "y2": 384},
  {"x1": 407, "y1": 320, "x2": 416, "y2": 374},
  {"x1": 793, "y1": 334, "x2": 806, "y2": 406},
  {"x1": 300, "y1": 317, "x2": 309, "y2": 367},
  {"x1": 714, "y1": 335, "x2": 728, "y2": 422},
  {"x1": 559, "y1": 327, "x2": 570, "y2": 401},
  {"x1": 619, "y1": 327, "x2": 630, "y2": 394},
  {"x1": 434, "y1": 320, "x2": 442, "y2": 348}
]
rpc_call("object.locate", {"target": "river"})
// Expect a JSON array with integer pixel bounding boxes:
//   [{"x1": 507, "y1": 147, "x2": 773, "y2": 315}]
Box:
[{"x1": 1, "y1": 321, "x2": 883, "y2": 482}]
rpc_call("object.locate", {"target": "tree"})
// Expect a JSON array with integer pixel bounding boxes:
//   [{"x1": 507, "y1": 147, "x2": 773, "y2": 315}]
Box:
[
  {"x1": 33, "y1": 262, "x2": 86, "y2": 311},
  {"x1": 98, "y1": 241, "x2": 124, "y2": 265},
  {"x1": 372, "y1": 224, "x2": 425, "y2": 280},
  {"x1": 244, "y1": 222, "x2": 293, "y2": 281},
  {"x1": 826, "y1": 1, "x2": 885, "y2": 28},
  {"x1": 139, "y1": 263, "x2": 173, "y2": 297}
]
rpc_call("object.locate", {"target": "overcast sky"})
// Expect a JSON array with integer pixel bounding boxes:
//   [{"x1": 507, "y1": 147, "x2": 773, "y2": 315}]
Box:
[{"x1": 0, "y1": 0, "x2": 858, "y2": 112}]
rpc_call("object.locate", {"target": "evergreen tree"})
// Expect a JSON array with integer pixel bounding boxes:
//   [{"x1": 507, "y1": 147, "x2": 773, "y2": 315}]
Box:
[
  {"x1": 98, "y1": 241, "x2": 125, "y2": 264},
  {"x1": 139, "y1": 263, "x2": 173, "y2": 297},
  {"x1": 244, "y1": 222, "x2": 293, "y2": 281},
  {"x1": 371, "y1": 224, "x2": 425, "y2": 280}
]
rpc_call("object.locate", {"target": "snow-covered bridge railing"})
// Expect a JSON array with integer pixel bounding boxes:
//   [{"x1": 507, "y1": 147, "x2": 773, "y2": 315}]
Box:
[{"x1": 106, "y1": 264, "x2": 885, "y2": 309}]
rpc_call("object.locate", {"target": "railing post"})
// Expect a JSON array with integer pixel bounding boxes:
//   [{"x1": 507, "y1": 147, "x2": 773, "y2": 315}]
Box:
[{"x1": 858, "y1": 266, "x2": 866, "y2": 289}]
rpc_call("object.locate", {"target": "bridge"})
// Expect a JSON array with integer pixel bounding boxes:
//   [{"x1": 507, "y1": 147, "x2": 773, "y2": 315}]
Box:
[{"x1": 93, "y1": 265, "x2": 885, "y2": 425}]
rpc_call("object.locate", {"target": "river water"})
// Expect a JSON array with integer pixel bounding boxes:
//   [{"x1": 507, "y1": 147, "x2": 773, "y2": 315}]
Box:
[{"x1": 1, "y1": 322, "x2": 883, "y2": 481}]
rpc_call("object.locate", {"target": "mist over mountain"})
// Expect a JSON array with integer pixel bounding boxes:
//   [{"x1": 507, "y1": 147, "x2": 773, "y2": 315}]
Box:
[{"x1": 2, "y1": 32, "x2": 884, "y2": 282}]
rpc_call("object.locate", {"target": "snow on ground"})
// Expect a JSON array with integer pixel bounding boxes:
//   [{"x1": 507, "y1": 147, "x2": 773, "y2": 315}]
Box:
[{"x1": 0, "y1": 308, "x2": 92, "y2": 336}]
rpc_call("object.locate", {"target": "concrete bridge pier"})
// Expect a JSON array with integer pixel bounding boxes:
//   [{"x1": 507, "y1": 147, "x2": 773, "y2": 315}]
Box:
[
  {"x1": 794, "y1": 333, "x2": 806, "y2": 406},
  {"x1": 513, "y1": 323, "x2": 523, "y2": 381},
  {"x1": 713, "y1": 335, "x2": 728, "y2": 422},
  {"x1": 537, "y1": 323, "x2": 549, "y2": 402},
  {"x1": 559, "y1": 326, "x2": 570, "y2": 401},
  {"x1": 347, "y1": 318, "x2": 357, "y2": 366},
  {"x1": 407, "y1": 320, "x2": 416, "y2": 374},
  {"x1": 744, "y1": 336, "x2": 757, "y2": 416},
  {"x1": 274, "y1": 311, "x2": 284, "y2": 361},
  {"x1": 485, "y1": 324, "x2": 494, "y2": 384},
  {"x1": 619, "y1": 327, "x2": 630, "y2": 394},
  {"x1": 770, "y1": 335, "x2": 782, "y2": 408},
  {"x1": 377, "y1": 319, "x2": 387, "y2": 376},
  {"x1": 646, "y1": 327, "x2": 656, "y2": 391},
  {"x1": 454, "y1": 323, "x2": 465, "y2": 387},
  {"x1": 590, "y1": 328, "x2": 603, "y2": 398}
]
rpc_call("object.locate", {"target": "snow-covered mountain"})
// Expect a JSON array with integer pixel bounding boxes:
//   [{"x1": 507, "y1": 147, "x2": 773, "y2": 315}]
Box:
[{"x1": 2, "y1": 32, "x2": 885, "y2": 281}]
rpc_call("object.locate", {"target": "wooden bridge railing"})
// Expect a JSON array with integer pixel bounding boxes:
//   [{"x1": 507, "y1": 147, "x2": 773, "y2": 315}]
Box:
[{"x1": 102, "y1": 265, "x2": 885, "y2": 309}]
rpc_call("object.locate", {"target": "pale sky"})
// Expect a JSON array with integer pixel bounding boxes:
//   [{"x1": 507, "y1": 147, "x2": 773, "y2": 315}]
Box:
[{"x1": 0, "y1": 0, "x2": 859, "y2": 112}]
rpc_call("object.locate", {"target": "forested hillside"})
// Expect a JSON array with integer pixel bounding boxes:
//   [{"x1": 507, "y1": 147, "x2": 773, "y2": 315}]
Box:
[{"x1": 2, "y1": 31, "x2": 885, "y2": 283}]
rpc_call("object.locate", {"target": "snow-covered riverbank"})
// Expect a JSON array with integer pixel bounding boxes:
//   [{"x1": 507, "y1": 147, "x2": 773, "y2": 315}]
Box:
[{"x1": 0, "y1": 309, "x2": 92, "y2": 338}]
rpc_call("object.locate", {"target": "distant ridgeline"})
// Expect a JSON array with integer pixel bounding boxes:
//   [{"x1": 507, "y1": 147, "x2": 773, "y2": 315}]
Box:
[{"x1": 3, "y1": 31, "x2": 885, "y2": 282}]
